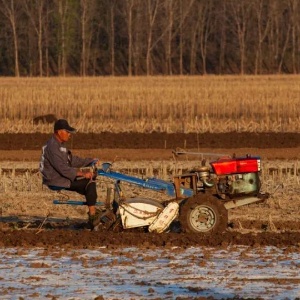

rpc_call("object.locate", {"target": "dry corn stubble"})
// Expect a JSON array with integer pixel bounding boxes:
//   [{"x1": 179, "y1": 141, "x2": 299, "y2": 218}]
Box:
[
  {"x1": 0, "y1": 75, "x2": 299, "y2": 133},
  {"x1": 0, "y1": 160, "x2": 299, "y2": 231}
]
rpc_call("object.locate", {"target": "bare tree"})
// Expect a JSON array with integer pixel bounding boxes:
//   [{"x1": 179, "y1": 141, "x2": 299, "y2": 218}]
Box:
[
  {"x1": 122, "y1": 0, "x2": 135, "y2": 76},
  {"x1": 230, "y1": 0, "x2": 253, "y2": 75},
  {"x1": 119, "y1": 0, "x2": 145, "y2": 75},
  {"x1": 165, "y1": 0, "x2": 174, "y2": 75},
  {"x1": 144, "y1": 0, "x2": 182, "y2": 74},
  {"x1": 110, "y1": 0, "x2": 116, "y2": 75},
  {"x1": 253, "y1": 0, "x2": 271, "y2": 74},
  {"x1": 277, "y1": 9, "x2": 291, "y2": 73},
  {"x1": 268, "y1": 1, "x2": 291, "y2": 73},
  {"x1": 288, "y1": 0, "x2": 299, "y2": 73},
  {"x1": 268, "y1": 1, "x2": 279, "y2": 72},
  {"x1": 217, "y1": 2, "x2": 227, "y2": 74},
  {"x1": 179, "y1": 0, "x2": 183, "y2": 75},
  {"x1": 44, "y1": 1, "x2": 50, "y2": 76},
  {"x1": 157, "y1": 0, "x2": 194, "y2": 75},
  {"x1": 23, "y1": 0, "x2": 45, "y2": 76},
  {"x1": 80, "y1": 0, "x2": 97, "y2": 76},
  {"x1": 189, "y1": 1, "x2": 210, "y2": 74},
  {"x1": 55, "y1": 0, "x2": 70, "y2": 76},
  {"x1": 132, "y1": 2, "x2": 144, "y2": 75},
  {"x1": 189, "y1": 7, "x2": 200, "y2": 75},
  {"x1": 80, "y1": 0, "x2": 88, "y2": 76},
  {"x1": 0, "y1": 0, "x2": 299, "y2": 76},
  {"x1": 198, "y1": 0, "x2": 213, "y2": 74},
  {"x1": 146, "y1": 0, "x2": 159, "y2": 75},
  {"x1": 1, "y1": 0, "x2": 21, "y2": 76},
  {"x1": 177, "y1": 0, "x2": 195, "y2": 74}
]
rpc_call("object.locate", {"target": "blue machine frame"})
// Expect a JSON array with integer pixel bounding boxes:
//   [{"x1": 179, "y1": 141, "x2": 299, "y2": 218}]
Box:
[{"x1": 53, "y1": 163, "x2": 194, "y2": 206}]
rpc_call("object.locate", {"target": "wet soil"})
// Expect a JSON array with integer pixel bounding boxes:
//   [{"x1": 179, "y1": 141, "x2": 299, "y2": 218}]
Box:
[
  {"x1": 0, "y1": 132, "x2": 299, "y2": 249},
  {"x1": 1, "y1": 132, "x2": 300, "y2": 150},
  {"x1": 0, "y1": 224, "x2": 299, "y2": 249},
  {"x1": 0, "y1": 132, "x2": 299, "y2": 162}
]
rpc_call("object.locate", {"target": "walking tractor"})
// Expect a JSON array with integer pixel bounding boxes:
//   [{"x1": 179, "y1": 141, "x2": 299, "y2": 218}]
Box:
[{"x1": 53, "y1": 151, "x2": 269, "y2": 234}]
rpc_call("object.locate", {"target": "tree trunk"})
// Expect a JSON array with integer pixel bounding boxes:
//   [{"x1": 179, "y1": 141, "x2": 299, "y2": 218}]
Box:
[
  {"x1": 81, "y1": 0, "x2": 87, "y2": 76},
  {"x1": 178, "y1": 0, "x2": 195, "y2": 75},
  {"x1": 57, "y1": 0, "x2": 69, "y2": 76},
  {"x1": 23, "y1": 0, "x2": 45, "y2": 76},
  {"x1": 146, "y1": 0, "x2": 158, "y2": 75},
  {"x1": 38, "y1": 1, "x2": 43, "y2": 76},
  {"x1": 199, "y1": 1, "x2": 213, "y2": 75},
  {"x1": 179, "y1": 0, "x2": 183, "y2": 75},
  {"x1": 12, "y1": 19, "x2": 20, "y2": 77},
  {"x1": 254, "y1": 0, "x2": 270, "y2": 75},
  {"x1": 166, "y1": 0, "x2": 174, "y2": 75},
  {"x1": 231, "y1": 0, "x2": 251, "y2": 75},
  {"x1": 127, "y1": 0, "x2": 133, "y2": 76},
  {"x1": 289, "y1": 0, "x2": 298, "y2": 74},
  {"x1": 110, "y1": 1, "x2": 115, "y2": 76},
  {"x1": 189, "y1": 18, "x2": 198, "y2": 75},
  {"x1": 1, "y1": 0, "x2": 20, "y2": 76},
  {"x1": 278, "y1": 23, "x2": 291, "y2": 73},
  {"x1": 218, "y1": 2, "x2": 226, "y2": 74}
]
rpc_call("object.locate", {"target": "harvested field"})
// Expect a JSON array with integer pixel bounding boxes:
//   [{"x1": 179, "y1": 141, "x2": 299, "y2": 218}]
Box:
[
  {"x1": 1, "y1": 76, "x2": 300, "y2": 134},
  {"x1": 0, "y1": 132, "x2": 299, "y2": 243},
  {"x1": 0, "y1": 132, "x2": 299, "y2": 299}
]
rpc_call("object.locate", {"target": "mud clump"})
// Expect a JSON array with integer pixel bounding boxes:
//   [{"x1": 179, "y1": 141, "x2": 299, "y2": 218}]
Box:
[{"x1": 0, "y1": 229, "x2": 299, "y2": 249}]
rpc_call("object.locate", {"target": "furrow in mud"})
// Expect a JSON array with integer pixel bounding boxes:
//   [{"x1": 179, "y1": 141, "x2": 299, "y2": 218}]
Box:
[{"x1": 0, "y1": 229, "x2": 299, "y2": 249}]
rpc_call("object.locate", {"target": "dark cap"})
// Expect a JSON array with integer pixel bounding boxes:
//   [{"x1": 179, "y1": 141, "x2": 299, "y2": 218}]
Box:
[{"x1": 54, "y1": 119, "x2": 76, "y2": 133}]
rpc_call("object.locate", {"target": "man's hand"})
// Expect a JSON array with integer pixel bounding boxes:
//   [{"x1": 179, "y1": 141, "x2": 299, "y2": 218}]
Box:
[
  {"x1": 92, "y1": 158, "x2": 101, "y2": 167},
  {"x1": 76, "y1": 170, "x2": 94, "y2": 179},
  {"x1": 84, "y1": 171, "x2": 94, "y2": 179}
]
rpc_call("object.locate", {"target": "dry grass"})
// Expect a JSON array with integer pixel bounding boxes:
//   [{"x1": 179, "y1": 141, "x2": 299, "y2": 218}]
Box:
[
  {"x1": 0, "y1": 159, "x2": 299, "y2": 233},
  {"x1": 0, "y1": 159, "x2": 299, "y2": 193},
  {"x1": 0, "y1": 159, "x2": 299, "y2": 230},
  {"x1": 0, "y1": 75, "x2": 299, "y2": 133}
]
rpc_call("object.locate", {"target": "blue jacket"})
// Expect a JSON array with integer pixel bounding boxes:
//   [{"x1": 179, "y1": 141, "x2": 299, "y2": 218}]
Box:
[{"x1": 40, "y1": 135, "x2": 93, "y2": 188}]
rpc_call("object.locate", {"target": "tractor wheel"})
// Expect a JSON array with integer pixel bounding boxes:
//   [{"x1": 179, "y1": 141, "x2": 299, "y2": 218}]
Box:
[{"x1": 179, "y1": 194, "x2": 228, "y2": 234}]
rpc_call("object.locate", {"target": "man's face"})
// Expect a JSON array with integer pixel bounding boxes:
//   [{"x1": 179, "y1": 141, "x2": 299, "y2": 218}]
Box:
[{"x1": 56, "y1": 129, "x2": 71, "y2": 142}]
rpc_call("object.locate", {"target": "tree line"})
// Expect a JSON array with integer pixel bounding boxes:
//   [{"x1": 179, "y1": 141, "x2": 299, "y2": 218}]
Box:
[{"x1": 1, "y1": 0, "x2": 299, "y2": 76}]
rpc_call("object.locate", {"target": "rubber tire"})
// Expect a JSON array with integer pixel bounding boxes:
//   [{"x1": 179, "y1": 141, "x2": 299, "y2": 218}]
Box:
[{"x1": 179, "y1": 193, "x2": 228, "y2": 234}]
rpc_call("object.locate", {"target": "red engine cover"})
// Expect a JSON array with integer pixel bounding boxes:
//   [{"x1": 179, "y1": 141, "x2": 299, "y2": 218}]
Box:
[{"x1": 210, "y1": 156, "x2": 261, "y2": 175}]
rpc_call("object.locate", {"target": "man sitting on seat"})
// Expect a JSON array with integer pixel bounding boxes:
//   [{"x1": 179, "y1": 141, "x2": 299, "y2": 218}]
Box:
[{"x1": 39, "y1": 119, "x2": 101, "y2": 229}]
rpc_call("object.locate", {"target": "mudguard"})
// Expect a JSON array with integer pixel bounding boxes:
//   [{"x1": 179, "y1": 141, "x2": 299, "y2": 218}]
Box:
[
  {"x1": 149, "y1": 202, "x2": 179, "y2": 233},
  {"x1": 119, "y1": 198, "x2": 163, "y2": 229}
]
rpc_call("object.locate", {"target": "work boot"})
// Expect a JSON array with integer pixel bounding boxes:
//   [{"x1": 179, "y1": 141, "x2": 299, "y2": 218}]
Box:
[
  {"x1": 99, "y1": 210, "x2": 116, "y2": 229},
  {"x1": 88, "y1": 209, "x2": 102, "y2": 230}
]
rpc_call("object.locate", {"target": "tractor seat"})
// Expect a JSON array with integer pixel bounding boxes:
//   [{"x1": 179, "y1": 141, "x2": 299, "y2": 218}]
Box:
[{"x1": 47, "y1": 185, "x2": 68, "y2": 191}]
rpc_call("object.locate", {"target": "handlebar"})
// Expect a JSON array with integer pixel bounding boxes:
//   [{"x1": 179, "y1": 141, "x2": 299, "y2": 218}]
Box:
[{"x1": 101, "y1": 162, "x2": 112, "y2": 173}]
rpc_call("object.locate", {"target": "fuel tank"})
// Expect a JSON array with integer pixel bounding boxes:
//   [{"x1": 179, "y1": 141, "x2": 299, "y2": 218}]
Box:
[{"x1": 210, "y1": 156, "x2": 261, "y2": 175}]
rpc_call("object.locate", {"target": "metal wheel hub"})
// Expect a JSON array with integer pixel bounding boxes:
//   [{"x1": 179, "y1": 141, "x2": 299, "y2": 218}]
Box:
[{"x1": 190, "y1": 205, "x2": 217, "y2": 232}]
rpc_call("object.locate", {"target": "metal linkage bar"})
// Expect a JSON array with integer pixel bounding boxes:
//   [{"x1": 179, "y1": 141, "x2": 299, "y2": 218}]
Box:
[
  {"x1": 224, "y1": 196, "x2": 267, "y2": 210},
  {"x1": 98, "y1": 169, "x2": 175, "y2": 195},
  {"x1": 173, "y1": 149, "x2": 228, "y2": 157},
  {"x1": 97, "y1": 169, "x2": 194, "y2": 198},
  {"x1": 53, "y1": 200, "x2": 105, "y2": 206}
]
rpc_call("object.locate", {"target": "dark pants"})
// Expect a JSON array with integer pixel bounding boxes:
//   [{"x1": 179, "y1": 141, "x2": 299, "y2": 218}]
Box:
[{"x1": 68, "y1": 179, "x2": 97, "y2": 206}]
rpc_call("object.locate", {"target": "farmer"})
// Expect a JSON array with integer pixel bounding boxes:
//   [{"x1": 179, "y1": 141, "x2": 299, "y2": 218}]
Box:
[{"x1": 39, "y1": 118, "x2": 102, "y2": 230}]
